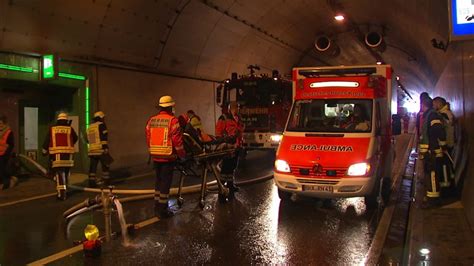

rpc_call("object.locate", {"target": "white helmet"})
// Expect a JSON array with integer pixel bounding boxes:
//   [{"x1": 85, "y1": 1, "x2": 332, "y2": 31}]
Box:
[
  {"x1": 57, "y1": 112, "x2": 68, "y2": 120},
  {"x1": 158, "y1": 95, "x2": 175, "y2": 107},
  {"x1": 94, "y1": 111, "x2": 105, "y2": 118}
]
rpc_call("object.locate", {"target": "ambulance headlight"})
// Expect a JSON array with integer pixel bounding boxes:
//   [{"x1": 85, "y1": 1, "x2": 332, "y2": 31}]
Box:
[
  {"x1": 270, "y1": 134, "x2": 283, "y2": 142},
  {"x1": 275, "y1": 159, "x2": 291, "y2": 173},
  {"x1": 347, "y1": 163, "x2": 370, "y2": 176}
]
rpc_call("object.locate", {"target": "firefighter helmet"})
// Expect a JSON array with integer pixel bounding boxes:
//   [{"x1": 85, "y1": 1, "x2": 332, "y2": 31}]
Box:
[
  {"x1": 57, "y1": 112, "x2": 68, "y2": 120},
  {"x1": 158, "y1": 96, "x2": 175, "y2": 107},
  {"x1": 94, "y1": 111, "x2": 105, "y2": 118}
]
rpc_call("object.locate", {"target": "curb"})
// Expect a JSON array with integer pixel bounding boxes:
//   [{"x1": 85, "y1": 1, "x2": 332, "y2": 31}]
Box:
[{"x1": 364, "y1": 134, "x2": 415, "y2": 265}]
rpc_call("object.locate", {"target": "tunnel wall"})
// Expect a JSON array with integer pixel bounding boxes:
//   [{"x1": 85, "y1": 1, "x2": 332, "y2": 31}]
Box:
[
  {"x1": 434, "y1": 43, "x2": 474, "y2": 229},
  {"x1": 96, "y1": 67, "x2": 219, "y2": 172}
]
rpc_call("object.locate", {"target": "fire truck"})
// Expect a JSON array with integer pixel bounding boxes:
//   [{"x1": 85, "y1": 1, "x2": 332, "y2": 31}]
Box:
[
  {"x1": 274, "y1": 65, "x2": 396, "y2": 207},
  {"x1": 216, "y1": 65, "x2": 292, "y2": 150}
]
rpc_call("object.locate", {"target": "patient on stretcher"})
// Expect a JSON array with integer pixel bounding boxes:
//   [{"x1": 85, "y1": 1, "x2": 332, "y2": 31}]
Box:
[{"x1": 178, "y1": 115, "x2": 235, "y2": 156}]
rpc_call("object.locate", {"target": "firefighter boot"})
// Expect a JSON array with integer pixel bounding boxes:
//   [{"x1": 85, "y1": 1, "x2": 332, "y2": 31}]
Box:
[{"x1": 88, "y1": 174, "x2": 97, "y2": 188}]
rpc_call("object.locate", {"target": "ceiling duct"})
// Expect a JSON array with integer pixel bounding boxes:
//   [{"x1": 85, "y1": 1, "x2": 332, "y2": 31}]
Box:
[
  {"x1": 365, "y1": 31, "x2": 386, "y2": 52},
  {"x1": 314, "y1": 36, "x2": 340, "y2": 57}
]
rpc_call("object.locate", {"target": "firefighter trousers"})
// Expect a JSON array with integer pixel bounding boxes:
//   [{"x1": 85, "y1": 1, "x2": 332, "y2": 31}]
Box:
[
  {"x1": 221, "y1": 148, "x2": 241, "y2": 183},
  {"x1": 153, "y1": 161, "x2": 175, "y2": 210},
  {"x1": 423, "y1": 154, "x2": 444, "y2": 198},
  {"x1": 54, "y1": 167, "x2": 70, "y2": 197},
  {"x1": 89, "y1": 155, "x2": 110, "y2": 185}
]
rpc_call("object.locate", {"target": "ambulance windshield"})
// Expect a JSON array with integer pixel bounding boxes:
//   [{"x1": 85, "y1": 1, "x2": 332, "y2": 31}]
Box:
[{"x1": 287, "y1": 99, "x2": 373, "y2": 133}]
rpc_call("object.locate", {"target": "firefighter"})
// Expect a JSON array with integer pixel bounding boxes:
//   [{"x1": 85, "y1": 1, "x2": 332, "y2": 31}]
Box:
[
  {"x1": 146, "y1": 96, "x2": 186, "y2": 218},
  {"x1": 416, "y1": 92, "x2": 430, "y2": 140},
  {"x1": 402, "y1": 113, "x2": 410, "y2": 133},
  {"x1": 418, "y1": 98, "x2": 447, "y2": 208},
  {"x1": 216, "y1": 102, "x2": 244, "y2": 194},
  {"x1": 433, "y1": 97, "x2": 455, "y2": 153},
  {"x1": 42, "y1": 112, "x2": 78, "y2": 200},
  {"x1": 433, "y1": 97, "x2": 456, "y2": 190},
  {"x1": 87, "y1": 111, "x2": 111, "y2": 187},
  {"x1": 0, "y1": 115, "x2": 14, "y2": 190},
  {"x1": 187, "y1": 110, "x2": 213, "y2": 142}
]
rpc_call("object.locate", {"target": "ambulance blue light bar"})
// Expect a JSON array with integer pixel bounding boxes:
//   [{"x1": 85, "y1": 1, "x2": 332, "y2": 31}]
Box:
[{"x1": 310, "y1": 81, "x2": 359, "y2": 88}]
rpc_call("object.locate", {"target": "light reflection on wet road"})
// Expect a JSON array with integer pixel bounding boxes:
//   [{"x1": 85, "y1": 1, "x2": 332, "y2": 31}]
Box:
[
  {"x1": 1, "y1": 150, "x2": 383, "y2": 265},
  {"x1": 58, "y1": 180, "x2": 378, "y2": 265}
]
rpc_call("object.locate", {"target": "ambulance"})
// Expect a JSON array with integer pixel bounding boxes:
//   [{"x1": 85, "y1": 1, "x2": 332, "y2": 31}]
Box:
[{"x1": 274, "y1": 65, "x2": 395, "y2": 207}]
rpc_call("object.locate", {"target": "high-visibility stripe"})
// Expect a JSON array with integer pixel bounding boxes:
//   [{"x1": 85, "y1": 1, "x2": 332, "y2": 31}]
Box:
[
  {"x1": 158, "y1": 199, "x2": 168, "y2": 203},
  {"x1": 427, "y1": 191, "x2": 440, "y2": 197},
  {"x1": 442, "y1": 165, "x2": 450, "y2": 187},
  {"x1": 431, "y1": 171, "x2": 437, "y2": 193},
  {"x1": 439, "y1": 141, "x2": 447, "y2": 146},
  {"x1": 430, "y1": 120, "x2": 442, "y2": 126},
  {"x1": 52, "y1": 160, "x2": 74, "y2": 168},
  {"x1": 57, "y1": 185, "x2": 67, "y2": 190}
]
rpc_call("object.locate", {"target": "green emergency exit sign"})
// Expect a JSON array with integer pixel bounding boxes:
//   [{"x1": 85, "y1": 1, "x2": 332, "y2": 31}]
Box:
[{"x1": 42, "y1": 54, "x2": 56, "y2": 79}]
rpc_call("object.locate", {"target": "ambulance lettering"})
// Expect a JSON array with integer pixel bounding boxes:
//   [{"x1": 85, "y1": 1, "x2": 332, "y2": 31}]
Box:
[{"x1": 290, "y1": 144, "x2": 353, "y2": 152}]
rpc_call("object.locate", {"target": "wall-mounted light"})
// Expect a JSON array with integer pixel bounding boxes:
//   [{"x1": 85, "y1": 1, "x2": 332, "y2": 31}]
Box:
[
  {"x1": 334, "y1": 14, "x2": 345, "y2": 21},
  {"x1": 376, "y1": 61, "x2": 382, "y2": 65}
]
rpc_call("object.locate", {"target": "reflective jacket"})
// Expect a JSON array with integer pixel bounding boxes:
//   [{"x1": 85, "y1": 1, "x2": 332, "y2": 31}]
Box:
[
  {"x1": 146, "y1": 111, "x2": 185, "y2": 162},
  {"x1": 87, "y1": 121, "x2": 108, "y2": 156},
  {"x1": 48, "y1": 126, "x2": 75, "y2": 154},
  {"x1": 438, "y1": 105, "x2": 455, "y2": 148},
  {"x1": 419, "y1": 109, "x2": 446, "y2": 158},
  {"x1": 216, "y1": 113, "x2": 244, "y2": 147},
  {"x1": 43, "y1": 121, "x2": 78, "y2": 168},
  {"x1": 0, "y1": 127, "x2": 12, "y2": 156}
]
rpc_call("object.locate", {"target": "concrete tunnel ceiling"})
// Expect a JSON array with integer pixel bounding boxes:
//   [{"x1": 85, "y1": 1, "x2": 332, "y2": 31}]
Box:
[{"x1": 0, "y1": 0, "x2": 452, "y2": 99}]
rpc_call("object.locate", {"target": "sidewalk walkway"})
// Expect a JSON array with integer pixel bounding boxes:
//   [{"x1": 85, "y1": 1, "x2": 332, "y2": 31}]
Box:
[{"x1": 407, "y1": 155, "x2": 474, "y2": 265}]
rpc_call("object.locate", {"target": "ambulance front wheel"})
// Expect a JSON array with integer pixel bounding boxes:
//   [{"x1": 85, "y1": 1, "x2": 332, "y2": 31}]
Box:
[{"x1": 277, "y1": 189, "x2": 292, "y2": 201}]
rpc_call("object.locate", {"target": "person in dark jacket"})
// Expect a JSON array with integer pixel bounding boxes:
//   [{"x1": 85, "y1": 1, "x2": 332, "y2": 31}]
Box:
[
  {"x1": 0, "y1": 115, "x2": 14, "y2": 190},
  {"x1": 418, "y1": 98, "x2": 447, "y2": 208}
]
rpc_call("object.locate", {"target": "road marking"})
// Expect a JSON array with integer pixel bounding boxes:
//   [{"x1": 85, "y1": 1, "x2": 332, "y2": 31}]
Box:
[
  {"x1": 0, "y1": 192, "x2": 57, "y2": 208},
  {"x1": 27, "y1": 244, "x2": 83, "y2": 266},
  {"x1": 364, "y1": 134, "x2": 415, "y2": 265}
]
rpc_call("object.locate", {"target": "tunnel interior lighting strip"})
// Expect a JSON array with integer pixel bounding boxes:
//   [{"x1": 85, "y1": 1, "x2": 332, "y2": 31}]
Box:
[
  {"x1": 85, "y1": 86, "x2": 90, "y2": 129},
  {"x1": 0, "y1": 63, "x2": 34, "y2": 73},
  {"x1": 58, "y1": 72, "x2": 86, "y2": 80}
]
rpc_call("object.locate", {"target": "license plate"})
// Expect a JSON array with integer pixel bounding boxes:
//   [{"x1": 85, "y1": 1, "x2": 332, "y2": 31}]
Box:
[{"x1": 303, "y1": 185, "x2": 333, "y2": 192}]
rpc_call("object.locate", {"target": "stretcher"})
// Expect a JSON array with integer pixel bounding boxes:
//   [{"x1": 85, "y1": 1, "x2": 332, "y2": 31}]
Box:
[{"x1": 176, "y1": 133, "x2": 236, "y2": 208}]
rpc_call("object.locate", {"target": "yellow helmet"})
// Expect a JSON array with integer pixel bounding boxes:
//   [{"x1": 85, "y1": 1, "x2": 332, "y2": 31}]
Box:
[
  {"x1": 94, "y1": 111, "x2": 105, "y2": 118},
  {"x1": 158, "y1": 96, "x2": 175, "y2": 107},
  {"x1": 57, "y1": 112, "x2": 68, "y2": 120}
]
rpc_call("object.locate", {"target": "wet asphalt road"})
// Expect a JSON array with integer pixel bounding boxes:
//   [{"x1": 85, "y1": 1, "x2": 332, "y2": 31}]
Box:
[{"x1": 0, "y1": 149, "x2": 391, "y2": 265}]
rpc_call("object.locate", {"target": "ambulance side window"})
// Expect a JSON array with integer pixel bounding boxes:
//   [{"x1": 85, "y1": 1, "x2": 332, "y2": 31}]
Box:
[{"x1": 375, "y1": 102, "x2": 381, "y2": 135}]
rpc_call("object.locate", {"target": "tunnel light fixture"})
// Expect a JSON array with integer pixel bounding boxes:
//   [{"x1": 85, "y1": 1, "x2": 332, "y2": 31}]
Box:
[
  {"x1": 334, "y1": 14, "x2": 345, "y2": 21},
  {"x1": 396, "y1": 76, "x2": 400, "y2": 80},
  {"x1": 85, "y1": 85, "x2": 90, "y2": 129},
  {"x1": 376, "y1": 61, "x2": 382, "y2": 65},
  {"x1": 310, "y1": 81, "x2": 359, "y2": 88},
  {"x1": 0, "y1": 63, "x2": 34, "y2": 73},
  {"x1": 59, "y1": 72, "x2": 86, "y2": 80}
]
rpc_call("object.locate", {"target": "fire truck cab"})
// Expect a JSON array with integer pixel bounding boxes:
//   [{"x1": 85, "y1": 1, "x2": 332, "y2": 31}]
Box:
[{"x1": 274, "y1": 65, "x2": 395, "y2": 207}]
